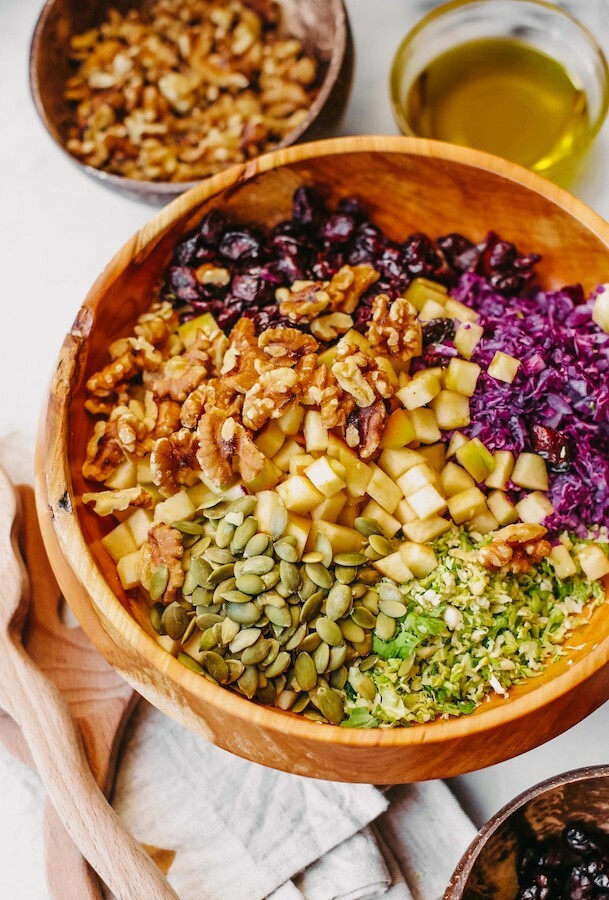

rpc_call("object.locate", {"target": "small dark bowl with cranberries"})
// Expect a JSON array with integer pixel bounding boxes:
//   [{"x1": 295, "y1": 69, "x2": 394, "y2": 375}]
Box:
[{"x1": 445, "y1": 766, "x2": 609, "y2": 900}]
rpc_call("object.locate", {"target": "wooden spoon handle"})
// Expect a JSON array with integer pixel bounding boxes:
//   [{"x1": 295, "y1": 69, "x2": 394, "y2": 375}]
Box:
[{"x1": 44, "y1": 803, "x2": 103, "y2": 900}]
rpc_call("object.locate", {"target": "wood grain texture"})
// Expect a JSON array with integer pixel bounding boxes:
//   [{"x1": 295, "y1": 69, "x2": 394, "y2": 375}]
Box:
[
  {"x1": 36, "y1": 136, "x2": 609, "y2": 783},
  {"x1": 29, "y1": 0, "x2": 353, "y2": 204},
  {"x1": 0, "y1": 469, "x2": 177, "y2": 900}
]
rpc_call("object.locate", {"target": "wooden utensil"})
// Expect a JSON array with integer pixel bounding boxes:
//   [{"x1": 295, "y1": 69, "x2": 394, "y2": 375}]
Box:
[
  {"x1": 0, "y1": 467, "x2": 178, "y2": 900},
  {"x1": 37, "y1": 135, "x2": 609, "y2": 783}
]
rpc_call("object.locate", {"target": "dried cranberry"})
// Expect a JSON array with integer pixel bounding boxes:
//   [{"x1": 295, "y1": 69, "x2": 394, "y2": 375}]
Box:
[
  {"x1": 438, "y1": 233, "x2": 478, "y2": 271},
  {"x1": 402, "y1": 233, "x2": 443, "y2": 278},
  {"x1": 337, "y1": 196, "x2": 366, "y2": 219},
  {"x1": 230, "y1": 272, "x2": 271, "y2": 304},
  {"x1": 174, "y1": 234, "x2": 198, "y2": 267},
  {"x1": 292, "y1": 185, "x2": 322, "y2": 226},
  {"x1": 564, "y1": 866, "x2": 594, "y2": 898},
  {"x1": 167, "y1": 266, "x2": 200, "y2": 303},
  {"x1": 422, "y1": 317, "x2": 455, "y2": 347},
  {"x1": 565, "y1": 826, "x2": 604, "y2": 857},
  {"x1": 321, "y1": 213, "x2": 357, "y2": 244},
  {"x1": 532, "y1": 424, "x2": 571, "y2": 469},
  {"x1": 198, "y1": 209, "x2": 226, "y2": 245},
  {"x1": 348, "y1": 223, "x2": 386, "y2": 265},
  {"x1": 219, "y1": 229, "x2": 263, "y2": 261}
]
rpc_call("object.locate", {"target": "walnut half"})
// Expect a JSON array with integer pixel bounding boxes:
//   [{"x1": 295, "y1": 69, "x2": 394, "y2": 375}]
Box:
[
  {"x1": 366, "y1": 294, "x2": 422, "y2": 362},
  {"x1": 478, "y1": 524, "x2": 552, "y2": 574}
]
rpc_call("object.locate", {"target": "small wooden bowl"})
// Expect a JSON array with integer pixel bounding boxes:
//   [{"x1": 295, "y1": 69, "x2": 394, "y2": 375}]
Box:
[
  {"x1": 36, "y1": 136, "x2": 609, "y2": 783},
  {"x1": 445, "y1": 765, "x2": 609, "y2": 898},
  {"x1": 29, "y1": 0, "x2": 353, "y2": 205}
]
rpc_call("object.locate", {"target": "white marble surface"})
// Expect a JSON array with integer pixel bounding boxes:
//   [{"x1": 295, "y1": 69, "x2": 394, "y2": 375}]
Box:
[{"x1": 2, "y1": 0, "x2": 609, "y2": 895}]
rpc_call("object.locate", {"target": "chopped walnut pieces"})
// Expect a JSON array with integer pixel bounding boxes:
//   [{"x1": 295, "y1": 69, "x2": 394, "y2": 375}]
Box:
[
  {"x1": 180, "y1": 379, "x2": 242, "y2": 428},
  {"x1": 326, "y1": 265, "x2": 379, "y2": 314},
  {"x1": 84, "y1": 396, "x2": 117, "y2": 416},
  {"x1": 301, "y1": 363, "x2": 352, "y2": 429},
  {"x1": 83, "y1": 420, "x2": 125, "y2": 482},
  {"x1": 148, "y1": 523, "x2": 184, "y2": 604},
  {"x1": 143, "y1": 356, "x2": 207, "y2": 401},
  {"x1": 221, "y1": 317, "x2": 266, "y2": 393},
  {"x1": 278, "y1": 282, "x2": 331, "y2": 323},
  {"x1": 196, "y1": 409, "x2": 265, "y2": 486},
  {"x1": 111, "y1": 404, "x2": 155, "y2": 457},
  {"x1": 83, "y1": 486, "x2": 154, "y2": 516},
  {"x1": 86, "y1": 350, "x2": 140, "y2": 398},
  {"x1": 310, "y1": 312, "x2": 353, "y2": 342},
  {"x1": 478, "y1": 524, "x2": 552, "y2": 574},
  {"x1": 242, "y1": 367, "x2": 299, "y2": 430},
  {"x1": 258, "y1": 326, "x2": 318, "y2": 367},
  {"x1": 366, "y1": 294, "x2": 423, "y2": 362},
  {"x1": 331, "y1": 344, "x2": 394, "y2": 409},
  {"x1": 151, "y1": 428, "x2": 199, "y2": 496},
  {"x1": 344, "y1": 399, "x2": 387, "y2": 459},
  {"x1": 134, "y1": 312, "x2": 176, "y2": 348},
  {"x1": 155, "y1": 399, "x2": 182, "y2": 436},
  {"x1": 185, "y1": 328, "x2": 229, "y2": 375}
]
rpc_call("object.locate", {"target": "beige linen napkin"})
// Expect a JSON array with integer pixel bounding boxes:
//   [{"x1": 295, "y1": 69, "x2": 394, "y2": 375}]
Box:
[{"x1": 0, "y1": 435, "x2": 477, "y2": 900}]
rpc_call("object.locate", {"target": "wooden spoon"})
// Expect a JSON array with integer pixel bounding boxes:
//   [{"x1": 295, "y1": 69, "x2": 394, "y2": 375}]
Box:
[{"x1": 0, "y1": 467, "x2": 178, "y2": 900}]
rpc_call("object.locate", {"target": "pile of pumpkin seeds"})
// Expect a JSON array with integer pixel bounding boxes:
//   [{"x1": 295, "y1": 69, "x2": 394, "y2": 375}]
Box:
[{"x1": 147, "y1": 494, "x2": 406, "y2": 725}]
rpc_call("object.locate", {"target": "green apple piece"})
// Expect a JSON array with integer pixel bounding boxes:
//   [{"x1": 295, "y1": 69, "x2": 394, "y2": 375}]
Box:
[
  {"x1": 317, "y1": 345, "x2": 338, "y2": 368},
  {"x1": 136, "y1": 458, "x2": 154, "y2": 484},
  {"x1": 276, "y1": 475, "x2": 325, "y2": 514},
  {"x1": 440, "y1": 462, "x2": 475, "y2": 497},
  {"x1": 454, "y1": 322, "x2": 484, "y2": 360},
  {"x1": 515, "y1": 491, "x2": 554, "y2": 524},
  {"x1": 154, "y1": 489, "x2": 196, "y2": 525},
  {"x1": 395, "y1": 498, "x2": 418, "y2": 525},
  {"x1": 102, "y1": 521, "x2": 138, "y2": 563},
  {"x1": 397, "y1": 462, "x2": 437, "y2": 497},
  {"x1": 418, "y1": 299, "x2": 449, "y2": 322},
  {"x1": 397, "y1": 371, "x2": 442, "y2": 410},
  {"x1": 444, "y1": 298, "x2": 479, "y2": 323},
  {"x1": 244, "y1": 458, "x2": 283, "y2": 491},
  {"x1": 284, "y1": 512, "x2": 312, "y2": 556},
  {"x1": 187, "y1": 482, "x2": 216, "y2": 508},
  {"x1": 376, "y1": 357, "x2": 400, "y2": 389},
  {"x1": 328, "y1": 457, "x2": 347, "y2": 481},
  {"x1": 272, "y1": 438, "x2": 302, "y2": 473},
  {"x1": 337, "y1": 504, "x2": 361, "y2": 528},
  {"x1": 366, "y1": 465, "x2": 403, "y2": 514},
  {"x1": 379, "y1": 409, "x2": 416, "y2": 449},
  {"x1": 117, "y1": 551, "x2": 141, "y2": 590},
  {"x1": 379, "y1": 448, "x2": 426, "y2": 481},
  {"x1": 308, "y1": 520, "x2": 365, "y2": 554},
  {"x1": 576, "y1": 544, "x2": 609, "y2": 581},
  {"x1": 402, "y1": 515, "x2": 451, "y2": 543},
  {"x1": 304, "y1": 410, "x2": 328, "y2": 453},
  {"x1": 511, "y1": 453, "x2": 549, "y2": 491},
  {"x1": 487, "y1": 351, "x2": 521, "y2": 384},
  {"x1": 311, "y1": 491, "x2": 347, "y2": 522},
  {"x1": 404, "y1": 277, "x2": 448, "y2": 312},
  {"x1": 410, "y1": 408, "x2": 441, "y2": 444},
  {"x1": 485, "y1": 450, "x2": 515, "y2": 490},
  {"x1": 549, "y1": 545, "x2": 577, "y2": 579},
  {"x1": 466, "y1": 508, "x2": 499, "y2": 535},
  {"x1": 181, "y1": 632, "x2": 206, "y2": 664},
  {"x1": 592, "y1": 290, "x2": 609, "y2": 334},
  {"x1": 177, "y1": 312, "x2": 220, "y2": 349},
  {"x1": 254, "y1": 421, "x2": 286, "y2": 458},
  {"x1": 487, "y1": 490, "x2": 518, "y2": 526},
  {"x1": 431, "y1": 390, "x2": 471, "y2": 430},
  {"x1": 444, "y1": 358, "x2": 481, "y2": 397},
  {"x1": 373, "y1": 551, "x2": 413, "y2": 583},
  {"x1": 277, "y1": 404, "x2": 305, "y2": 435},
  {"x1": 336, "y1": 329, "x2": 372, "y2": 356},
  {"x1": 126, "y1": 508, "x2": 154, "y2": 547},
  {"x1": 446, "y1": 431, "x2": 469, "y2": 458},
  {"x1": 456, "y1": 438, "x2": 495, "y2": 482},
  {"x1": 361, "y1": 499, "x2": 402, "y2": 538},
  {"x1": 289, "y1": 453, "x2": 315, "y2": 476},
  {"x1": 327, "y1": 435, "x2": 372, "y2": 497},
  {"x1": 417, "y1": 443, "x2": 446, "y2": 471},
  {"x1": 105, "y1": 460, "x2": 137, "y2": 490},
  {"x1": 407, "y1": 484, "x2": 447, "y2": 519},
  {"x1": 399, "y1": 542, "x2": 438, "y2": 578},
  {"x1": 256, "y1": 490, "x2": 288, "y2": 539},
  {"x1": 447, "y1": 487, "x2": 488, "y2": 525},
  {"x1": 305, "y1": 457, "x2": 347, "y2": 498}
]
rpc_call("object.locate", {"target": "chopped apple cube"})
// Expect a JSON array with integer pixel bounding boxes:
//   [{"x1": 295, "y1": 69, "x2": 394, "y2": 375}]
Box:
[
  {"x1": 308, "y1": 520, "x2": 365, "y2": 554},
  {"x1": 417, "y1": 443, "x2": 446, "y2": 471},
  {"x1": 305, "y1": 457, "x2": 347, "y2": 497},
  {"x1": 410, "y1": 408, "x2": 441, "y2": 444},
  {"x1": 446, "y1": 431, "x2": 469, "y2": 458},
  {"x1": 399, "y1": 542, "x2": 438, "y2": 577},
  {"x1": 337, "y1": 328, "x2": 372, "y2": 354},
  {"x1": 487, "y1": 490, "x2": 518, "y2": 526},
  {"x1": 379, "y1": 409, "x2": 416, "y2": 449},
  {"x1": 117, "y1": 551, "x2": 141, "y2": 590},
  {"x1": 106, "y1": 460, "x2": 137, "y2": 490},
  {"x1": 373, "y1": 550, "x2": 413, "y2": 583},
  {"x1": 245, "y1": 459, "x2": 283, "y2": 491},
  {"x1": 379, "y1": 448, "x2": 426, "y2": 481},
  {"x1": 466, "y1": 508, "x2": 499, "y2": 535},
  {"x1": 440, "y1": 462, "x2": 475, "y2": 497},
  {"x1": 419, "y1": 299, "x2": 449, "y2": 322},
  {"x1": 272, "y1": 439, "x2": 303, "y2": 473},
  {"x1": 404, "y1": 277, "x2": 448, "y2": 311},
  {"x1": 515, "y1": 491, "x2": 554, "y2": 524},
  {"x1": 407, "y1": 484, "x2": 447, "y2": 519},
  {"x1": 447, "y1": 487, "x2": 488, "y2": 525},
  {"x1": 276, "y1": 475, "x2": 325, "y2": 514},
  {"x1": 256, "y1": 490, "x2": 288, "y2": 539},
  {"x1": 431, "y1": 390, "x2": 471, "y2": 430},
  {"x1": 512, "y1": 453, "x2": 548, "y2": 491},
  {"x1": 454, "y1": 322, "x2": 484, "y2": 360},
  {"x1": 397, "y1": 462, "x2": 437, "y2": 497},
  {"x1": 488, "y1": 351, "x2": 521, "y2": 384},
  {"x1": 284, "y1": 512, "x2": 312, "y2": 556},
  {"x1": 154, "y1": 490, "x2": 196, "y2": 525},
  {"x1": 376, "y1": 357, "x2": 400, "y2": 388},
  {"x1": 395, "y1": 498, "x2": 418, "y2": 525},
  {"x1": 456, "y1": 438, "x2": 495, "y2": 482},
  {"x1": 577, "y1": 544, "x2": 609, "y2": 581},
  {"x1": 444, "y1": 298, "x2": 479, "y2": 322},
  {"x1": 304, "y1": 410, "x2": 328, "y2": 453},
  {"x1": 187, "y1": 483, "x2": 214, "y2": 508},
  {"x1": 337, "y1": 505, "x2": 361, "y2": 528},
  {"x1": 328, "y1": 457, "x2": 347, "y2": 481},
  {"x1": 277, "y1": 404, "x2": 305, "y2": 435},
  {"x1": 402, "y1": 515, "x2": 451, "y2": 543},
  {"x1": 102, "y1": 521, "x2": 138, "y2": 562},
  {"x1": 485, "y1": 450, "x2": 515, "y2": 490},
  {"x1": 327, "y1": 434, "x2": 372, "y2": 497},
  {"x1": 444, "y1": 359, "x2": 481, "y2": 397},
  {"x1": 397, "y1": 371, "x2": 442, "y2": 410},
  {"x1": 254, "y1": 422, "x2": 286, "y2": 458},
  {"x1": 290, "y1": 454, "x2": 315, "y2": 476},
  {"x1": 593, "y1": 289, "x2": 609, "y2": 334},
  {"x1": 550, "y1": 545, "x2": 577, "y2": 579},
  {"x1": 361, "y1": 500, "x2": 402, "y2": 538},
  {"x1": 366, "y1": 465, "x2": 403, "y2": 514},
  {"x1": 177, "y1": 312, "x2": 220, "y2": 349},
  {"x1": 126, "y1": 508, "x2": 154, "y2": 547},
  {"x1": 136, "y1": 458, "x2": 154, "y2": 484},
  {"x1": 312, "y1": 491, "x2": 347, "y2": 522}
]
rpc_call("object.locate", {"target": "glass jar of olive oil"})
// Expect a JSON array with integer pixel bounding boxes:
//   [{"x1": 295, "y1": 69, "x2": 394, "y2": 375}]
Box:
[{"x1": 391, "y1": 0, "x2": 609, "y2": 176}]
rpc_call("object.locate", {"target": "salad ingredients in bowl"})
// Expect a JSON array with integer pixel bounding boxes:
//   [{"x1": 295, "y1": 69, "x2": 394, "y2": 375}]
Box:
[{"x1": 80, "y1": 186, "x2": 609, "y2": 727}]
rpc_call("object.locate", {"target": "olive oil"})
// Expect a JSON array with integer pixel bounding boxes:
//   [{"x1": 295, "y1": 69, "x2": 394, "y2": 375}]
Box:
[{"x1": 405, "y1": 38, "x2": 589, "y2": 171}]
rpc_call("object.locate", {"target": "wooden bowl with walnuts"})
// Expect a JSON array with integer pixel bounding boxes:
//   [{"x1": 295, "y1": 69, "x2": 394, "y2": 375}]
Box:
[
  {"x1": 29, "y1": 0, "x2": 352, "y2": 204},
  {"x1": 36, "y1": 136, "x2": 609, "y2": 782}
]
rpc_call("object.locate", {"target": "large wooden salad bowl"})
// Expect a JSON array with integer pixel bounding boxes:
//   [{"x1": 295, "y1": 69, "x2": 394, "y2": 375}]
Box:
[{"x1": 36, "y1": 136, "x2": 609, "y2": 782}]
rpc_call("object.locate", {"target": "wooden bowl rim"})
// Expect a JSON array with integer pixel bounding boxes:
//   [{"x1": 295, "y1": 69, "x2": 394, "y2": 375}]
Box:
[
  {"x1": 43, "y1": 134, "x2": 609, "y2": 749},
  {"x1": 28, "y1": 0, "x2": 350, "y2": 198}
]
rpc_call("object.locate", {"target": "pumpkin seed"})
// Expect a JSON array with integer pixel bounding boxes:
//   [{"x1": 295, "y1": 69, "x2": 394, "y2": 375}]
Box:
[
  {"x1": 313, "y1": 641, "x2": 330, "y2": 674},
  {"x1": 314, "y1": 532, "x2": 334, "y2": 568},
  {"x1": 149, "y1": 602, "x2": 164, "y2": 634},
  {"x1": 202, "y1": 651, "x2": 229, "y2": 683},
  {"x1": 225, "y1": 660, "x2": 245, "y2": 683},
  {"x1": 328, "y1": 644, "x2": 347, "y2": 672},
  {"x1": 315, "y1": 617, "x2": 344, "y2": 647},
  {"x1": 215, "y1": 519, "x2": 235, "y2": 549},
  {"x1": 357, "y1": 675, "x2": 376, "y2": 701},
  {"x1": 375, "y1": 611, "x2": 397, "y2": 641},
  {"x1": 358, "y1": 567, "x2": 381, "y2": 585},
  {"x1": 264, "y1": 651, "x2": 291, "y2": 678},
  {"x1": 317, "y1": 686, "x2": 344, "y2": 724},
  {"x1": 178, "y1": 652, "x2": 203, "y2": 674},
  {"x1": 207, "y1": 563, "x2": 235, "y2": 585},
  {"x1": 204, "y1": 502, "x2": 229, "y2": 519},
  {"x1": 224, "y1": 601, "x2": 262, "y2": 625},
  {"x1": 354, "y1": 516, "x2": 384, "y2": 537},
  {"x1": 339, "y1": 619, "x2": 365, "y2": 644},
  {"x1": 205, "y1": 547, "x2": 234, "y2": 565},
  {"x1": 330, "y1": 666, "x2": 348, "y2": 690},
  {"x1": 295, "y1": 652, "x2": 317, "y2": 690},
  {"x1": 243, "y1": 533, "x2": 270, "y2": 558},
  {"x1": 292, "y1": 694, "x2": 310, "y2": 714},
  {"x1": 220, "y1": 589, "x2": 251, "y2": 604},
  {"x1": 192, "y1": 586, "x2": 214, "y2": 607},
  {"x1": 305, "y1": 563, "x2": 334, "y2": 590},
  {"x1": 182, "y1": 570, "x2": 198, "y2": 596},
  {"x1": 220, "y1": 617, "x2": 240, "y2": 645},
  {"x1": 190, "y1": 536, "x2": 212, "y2": 557},
  {"x1": 351, "y1": 606, "x2": 377, "y2": 629},
  {"x1": 379, "y1": 599, "x2": 408, "y2": 618},
  {"x1": 333, "y1": 552, "x2": 367, "y2": 567},
  {"x1": 172, "y1": 519, "x2": 207, "y2": 535},
  {"x1": 259, "y1": 590, "x2": 285, "y2": 608},
  {"x1": 298, "y1": 571, "x2": 317, "y2": 601},
  {"x1": 196, "y1": 612, "x2": 224, "y2": 630},
  {"x1": 378, "y1": 581, "x2": 403, "y2": 603},
  {"x1": 299, "y1": 591, "x2": 324, "y2": 623},
  {"x1": 301, "y1": 551, "x2": 323, "y2": 564},
  {"x1": 274, "y1": 539, "x2": 299, "y2": 563},
  {"x1": 299, "y1": 632, "x2": 322, "y2": 653},
  {"x1": 359, "y1": 655, "x2": 378, "y2": 673},
  {"x1": 265, "y1": 605, "x2": 292, "y2": 628},
  {"x1": 149, "y1": 565, "x2": 169, "y2": 602},
  {"x1": 241, "y1": 638, "x2": 272, "y2": 666},
  {"x1": 369, "y1": 534, "x2": 392, "y2": 556},
  {"x1": 229, "y1": 628, "x2": 261, "y2": 653},
  {"x1": 261, "y1": 568, "x2": 280, "y2": 589},
  {"x1": 256, "y1": 681, "x2": 276, "y2": 705},
  {"x1": 285, "y1": 623, "x2": 307, "y2": 651},
  {"x1": 235, "y1": 574, "x2": 265, "y2": 595},
  {"x1": 326, "y1": 583, "x2": 352, "y2": 621},
  {"x1": 335, "y1": 565, "x2": 357, "y2": 584},
  {"x1": 198, "y1": 495, "x2": 224, "y2": 511},
  {"x1": 237, "y1": 665, "x2": 259, "y2": 698},
  {"x1": 161, "y1": 602, "x2": 190, "y2": 640},
  {"x1": 240, "y1": 555, "x2": 275, "y2": 576},
  {"x1": 279, "y1": 560, "x2": 300, "y2": 592},
  {"x1": 199, "y1": 628, "x2": 218, "y2": 651},
  {"x1": 231, "y1": 516, "x2": 259, "y2": 552},
  {"x1": 261, "y1": 639, "x2": 280, "y2": 667},
  {"x1": 351, "y1": 582, "x2": 368, "y2": 599},
  {"x1": 361, "y1": 591, "x2": 380, "y2": 614},
  {"x1": 228, "y1": 496, "x2": 257, "y2": 517}
]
